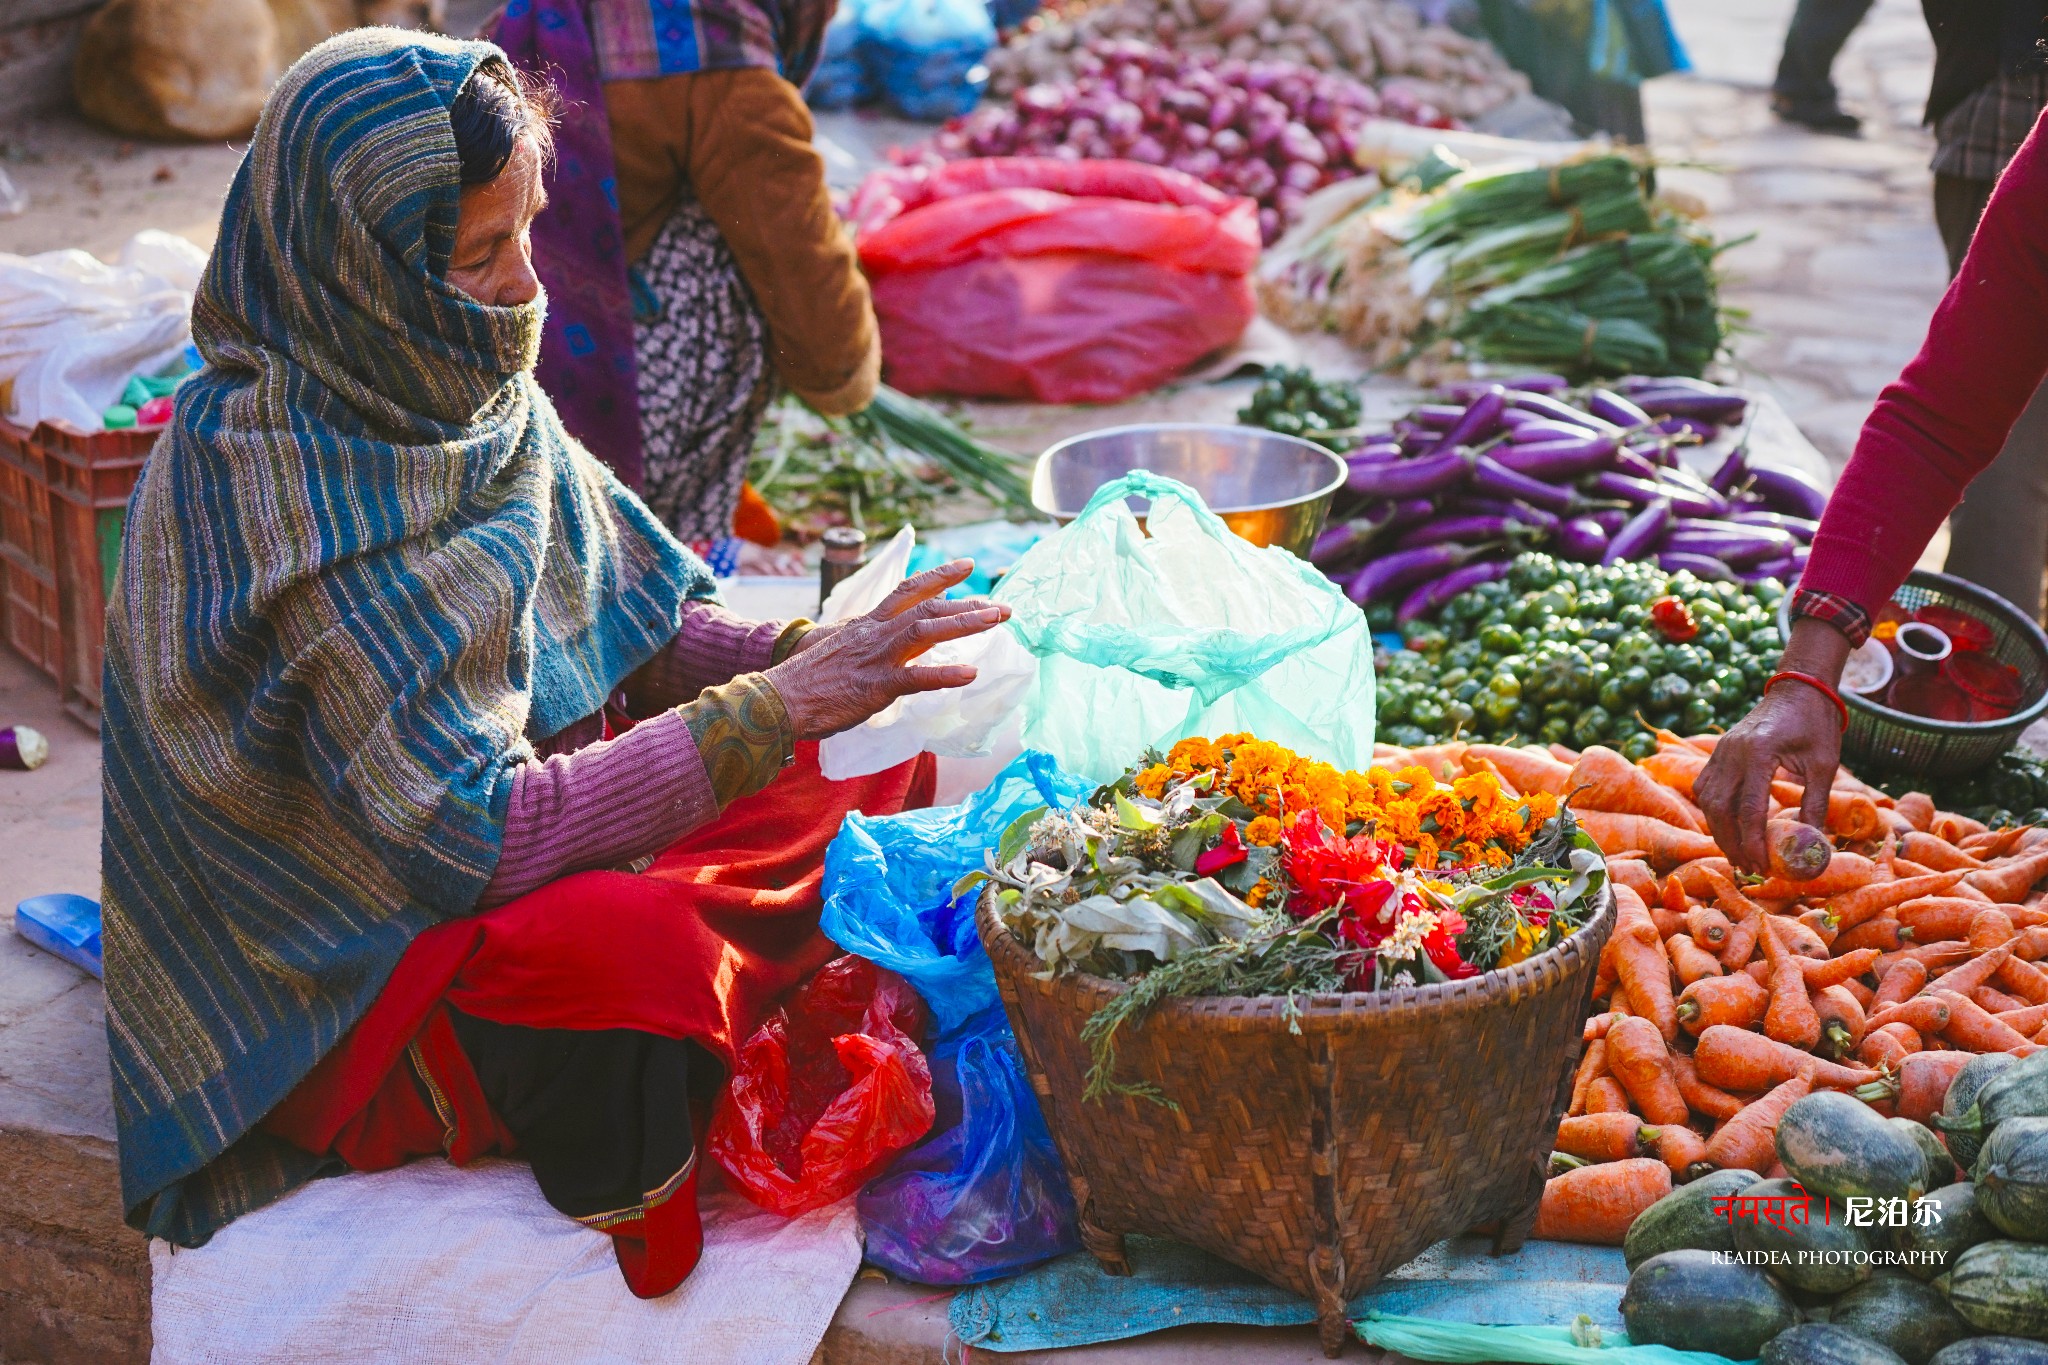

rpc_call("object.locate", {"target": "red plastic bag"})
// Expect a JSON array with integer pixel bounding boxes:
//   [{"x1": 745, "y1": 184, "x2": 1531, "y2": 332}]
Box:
[
  {"x1": 708, "y1": 955, "x2": 936, "y2": 1216},
  {"x1": 853, "y1": 157, "x2": 1261, "y2": 404}
]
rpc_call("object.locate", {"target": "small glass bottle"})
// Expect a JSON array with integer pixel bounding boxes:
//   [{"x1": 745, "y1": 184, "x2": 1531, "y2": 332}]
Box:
[{"x1": 818, "y1": 527, "x2": 867, "y2": 614}]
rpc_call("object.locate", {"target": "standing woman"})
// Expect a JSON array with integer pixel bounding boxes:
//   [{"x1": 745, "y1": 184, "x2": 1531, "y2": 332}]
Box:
[{"x1": 489, "y1": 0, "x2": 878, "y2": 544}]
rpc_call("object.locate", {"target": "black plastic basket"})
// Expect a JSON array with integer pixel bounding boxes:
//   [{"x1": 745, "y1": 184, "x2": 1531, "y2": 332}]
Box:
[{"x1": 1778, "y1": 569, "x2": 2048, "y2": 780}]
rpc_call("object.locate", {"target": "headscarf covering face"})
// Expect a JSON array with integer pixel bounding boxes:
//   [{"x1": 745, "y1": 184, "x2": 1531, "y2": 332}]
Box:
[
  {"x1": 489, "y1": 0, "x2": 836, "y2": 485},
  {"x1": 101, "y1": 28, "x2": 712, "y2": 1242}
]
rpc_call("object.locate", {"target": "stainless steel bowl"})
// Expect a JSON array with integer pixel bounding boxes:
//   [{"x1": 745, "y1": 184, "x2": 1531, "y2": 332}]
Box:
[{"x1": 1030, "y1": 424, "x2": 1347, "y2": 558}]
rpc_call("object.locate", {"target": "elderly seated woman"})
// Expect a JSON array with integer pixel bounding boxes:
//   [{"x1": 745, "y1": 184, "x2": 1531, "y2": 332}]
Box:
[{"x1": 102, "y1": 30, "x2": 1007, "y2": 1297}]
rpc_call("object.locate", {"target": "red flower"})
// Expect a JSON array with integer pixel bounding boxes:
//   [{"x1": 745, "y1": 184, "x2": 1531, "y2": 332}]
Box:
[{"x1": 1195, "y1": 820, "x2": 1247, "y2": 877}]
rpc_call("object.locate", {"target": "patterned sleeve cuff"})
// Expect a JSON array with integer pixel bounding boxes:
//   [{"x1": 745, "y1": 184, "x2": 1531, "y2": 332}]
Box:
[
  {"x1": 771, "y1": 619, "x2": 816, "y2": 664},
  {"x1": 678, "y1": 672, "x2": 794, "y2": 807},
  {"x1": 1787, "y1": 589, "x2": 1873, "y2": 648}
]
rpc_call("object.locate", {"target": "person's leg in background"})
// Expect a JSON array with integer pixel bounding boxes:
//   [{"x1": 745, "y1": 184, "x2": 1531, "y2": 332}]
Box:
[
  {"x1": 1935, "y1": 173, "x2": 2048, "y2": 618},
  {"x1": 1772, "y1": 0, "x2": 1877, "y2": 133}
]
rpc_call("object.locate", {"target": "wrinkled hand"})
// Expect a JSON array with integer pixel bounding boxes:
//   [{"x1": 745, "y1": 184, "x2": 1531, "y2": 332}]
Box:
[
  {"x1": 764, "y1": 559, "x2": 1010, "y2": 741},
  {"x1": 1694, "y1": 616, "x2": 1852, "y2": 875}
]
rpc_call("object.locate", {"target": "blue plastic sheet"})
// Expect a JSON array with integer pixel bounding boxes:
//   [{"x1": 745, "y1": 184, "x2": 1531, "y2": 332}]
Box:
[
  {"x1": 1359, "y1": 1313, "x2": 1747, "y2": 1365},
  {"x1": 14, "y1": 893, "x2": 103, "y2": 978},
  {"x1": 858, "y1": 0, "x2": 994, "y2": 121},
  {"x1": 822, "y1": 750, "x2": 1092, "y2": 1283}
]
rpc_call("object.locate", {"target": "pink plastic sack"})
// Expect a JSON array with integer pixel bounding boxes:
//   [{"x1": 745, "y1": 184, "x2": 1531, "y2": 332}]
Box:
[
  {"x1": 708, "y1": 955, "x2": 936, "y2": 1216},
  {"x1": 853, "y1": 157, "x2": 1261, "y2": 404}
]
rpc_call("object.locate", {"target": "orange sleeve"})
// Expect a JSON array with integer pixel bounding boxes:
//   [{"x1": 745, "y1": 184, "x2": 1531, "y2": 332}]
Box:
[{"x1": 602, "y1": 69, "x2": 880, "y2": 415}]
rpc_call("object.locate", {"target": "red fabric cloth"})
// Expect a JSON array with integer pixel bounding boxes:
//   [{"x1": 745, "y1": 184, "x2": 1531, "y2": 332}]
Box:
[
  {"x1": 1802, "y1": 106, "x2": 2048, "y2": 618},
  {"x1": 265, "y1": 744, "x2": 935, "y2": 1297}
]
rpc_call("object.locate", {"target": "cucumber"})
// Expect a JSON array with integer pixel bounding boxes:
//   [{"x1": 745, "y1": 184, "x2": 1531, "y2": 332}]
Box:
[
  {"x1": 1930, "y1": 1341, "x2": 2048, "y2": 1365},
  {"x1": 1829, "y1": 1272, "x2": 1975, "y2": 1364},
  {"x1": 1949, "y1": 1241, "x2": 2048, "y2": 1341},
  {"x1": 1897, "y1": 1181, "x2": 1998, "y2": 1281},
  {"x1": 1977, "y1": 1117, "x2": 2048, "y2": 1241},
  {"x1": 1940, "y1": 1053, "x2": 2020, "y2": 1170},
  {"x1": 1622, "y1": 1249, "x2": 1801, "y2": 1360},
  {"x1": 1762, "y1": 1323, "x2": 1909, "y2": 1365},
  {"x1": 1890, "y1": 1115, "x2": 1959, "y2": 1191},
  {"x1": 1732, "y1": 1179, "x2": 1877, "y2": 1295},
  {"x1": 1623, "y1": 1168, "x2": 1759, "y2": 1272},
  {"x1": 1940, "y1": 1052, "x2": 2048, "y2": 1160},
  {"x1": 1779, "y1": 1091, "x2": 1929, "y2": 1202}
]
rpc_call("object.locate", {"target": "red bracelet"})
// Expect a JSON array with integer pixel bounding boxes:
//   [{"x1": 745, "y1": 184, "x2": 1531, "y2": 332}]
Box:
[{"x1": 1765, "y1": 670, "x2": 1850, "y2": 733}]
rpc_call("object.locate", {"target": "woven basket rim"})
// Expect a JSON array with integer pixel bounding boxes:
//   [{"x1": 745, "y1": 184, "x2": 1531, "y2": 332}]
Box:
[{"x1": 977, "y1": 880, "x2": 1615, "y2": 1028}]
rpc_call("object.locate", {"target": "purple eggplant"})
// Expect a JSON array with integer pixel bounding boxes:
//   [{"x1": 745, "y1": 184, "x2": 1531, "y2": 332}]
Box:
[
  {"x1": 1347, "y1": 541, "x2": 1500, "y2": 605},
  {"x1": 1509, "y1": 418, "x2": 1600, "y2": 445},
  {"x1": 1588, "y1": 507, "x2": 1630, "y2": 535},
  {"x1": 1746, "y1": 464, "x2": 1829, "y2": 521},
  {"x1": 1658, "y1": 551, "x2": 1736, "y2": 581},
  {"x1": 1556, "y1": 516, "x2": 1611, "y2": 563},
  {"x1": 1603, "y1": 498, "x2": 1674, "y2": 565},
  {"x1": 1470, "y1": 453, "x2": 1577, "y2": 513},
  {"x1": 1585, "y1": 471, "x2": 1668, "y2": 505},
  {"x1": 1407, "y1": 404, "x2": 1467, "y2": 430},
  {"x1": 1657, "y1": 466, "x2": 1732, "y2": 518},
  {"x1": 1660, "y1": 526, "x2": 1794, "y2": 569},
  {"x1": 1617, "y1": 375, "x2": 1725, "y2": 396},
  {"x1": 1727, "y1": 509, "x2": 1818, "y2": 542},
  {"x1": 1612, "y1": 446, "x2": 1663, "y2": 481},
  {"x1": 1653, "y1": 416, "x2": 1715, "y2": 442},
  {"x1": 1630, "y1": 389, "x2": 1751, "y2": 423},
  {"x1": 1345, "y1": 449, "x2": 1403, "y2": 483},
  {"x1": 1507, "y1": 390, "x2": 1622, "y2": 435},
  {"x1": 1741, "y1": 556, "x2": 1796, "y2": 583},
  {"x1": 1345, "y1": 450, "x2": 1470, "y2": 499},
  {"x1": 1493, "y1": 435, "x2": 1619, "y2": 481},
  {"x1": 1383, "y1": 497, "x2": 1438, "y2": 531},
  {"x1": 1451, "y1": 497, "x2": 1561, "y2": 531},
  {"x1": 1394, "y1": 513, "x2": 1540, "y2": 551},
  {"x1": 1504, "y1": 373, "x2": 1571, "y2": 394},
  {"x1": 1424, "y1": 386, "x2": 1508, "y2": 456},
  {"x1": 1395, "y1": 557, "x2": 1512, "y2": 624},
  {"x1": 1707, "y1": 445, "x2": 1748, "y2": 495},
  {"x1": 1588, "y1": 388, "x2": 1654, "y2": 429},
  {"x1": 1311, "y1": 509, "x2": 1399, "y2": 569},
  {"x1": 1349, "y1": 438, "x2": 1404, "y2": 460}
]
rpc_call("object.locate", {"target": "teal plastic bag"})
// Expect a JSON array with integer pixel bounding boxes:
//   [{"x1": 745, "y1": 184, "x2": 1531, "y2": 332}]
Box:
[
  {"x1": 1357, "y1": 1313, "x2": 1751, "y2": 1365},
  {"x1": 990, "y1": 472, "x2": 1375, "y2": 785}
]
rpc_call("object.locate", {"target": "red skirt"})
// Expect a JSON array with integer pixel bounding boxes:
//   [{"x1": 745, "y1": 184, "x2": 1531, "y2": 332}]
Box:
[{"x1": 265, "y1": 744, "x2": 935, "y2": 1297}]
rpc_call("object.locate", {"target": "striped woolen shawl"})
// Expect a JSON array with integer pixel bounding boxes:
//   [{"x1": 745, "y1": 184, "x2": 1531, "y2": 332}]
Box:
[{"x1": 100, "y1": 29, "x2": 713, "y2": 1243}]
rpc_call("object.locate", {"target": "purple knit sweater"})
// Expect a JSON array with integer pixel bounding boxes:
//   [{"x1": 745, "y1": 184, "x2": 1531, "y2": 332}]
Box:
[{"x1": 480, "y1": 601, "x2": 795, "y2": 906}]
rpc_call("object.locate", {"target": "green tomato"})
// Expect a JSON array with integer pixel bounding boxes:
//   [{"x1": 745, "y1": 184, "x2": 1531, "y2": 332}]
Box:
[
  {"x1": 1508, "y1": 554, "x2": 1560, "y2": 593},
  {"x1": 1539, "y1": 716, "x2": 1573, "y2": 745},
  {"x1": 1694, "y1": 625, "x2": 1732, "y2": 658},
  {"x1": 1597, "y1": 673, "x2": 1631, "y2": 712},
  {"x1": 1409, "y1": 696, "x2": 1447, "y2": 730},
  {"x1": 1692, "y1": 677, "x2": 1724, "y2": 706},
  {"x1": 1620, "y1": 730, "x2": 1660, "y2": 762},
  {"x1": 1403, "y1": 625, "x2": 1448, "y2": 654},
  {"x1": 1454, "y1": 679, "x2": 1484, "y2": 705},
  {"x1": 1488, "y1": 672, "x2": 1523, "y2": 701},
  {"x1": 1586, "y1": 620, "x2": 1625, "y2": 646},
  {"x1": 1384, "y1": 723, "x2": 1430, "y2": 749},
  {"x1": 1478, "y1": 622, "x2": 1523, "y2": 654},
  {"x1": 1670, "y1": 645, "x2": 1713, "y2": 681},
  {"x1": 1711, "y1": 664, "x2": 1744, "y2": 693},
  {"x1": 1478, "y1": 690, "x2": 1519, "y2": 726},
  {"x1": 1514, "y1": 702, "x2": 1543, "y2": 733},
  {"x1": 1378, "y1": 689, "x2": 1410, "y2": 724},
  {"x1": 1442, "y1": 699, "x2": 1476, "y2": 731},
  {"x1": 1681, "y1": 696, "x2": 1718, "y2": 732},
  {"x1": 1445, "y1": 640, "x2": 1485, "y2": 672},
  {"x1": 1648, "y1": 674, "x2": 1694, "y2": 709},
  {"x1": 1617, "y1": 665, "x2": 1653, "y2": 702},
  {"x1": 1572, "y1": 706, "x2": 1614, "y2": 749},
  {"x1": 1438, "y1": 667, "x2": 1471, "y2": 690}
]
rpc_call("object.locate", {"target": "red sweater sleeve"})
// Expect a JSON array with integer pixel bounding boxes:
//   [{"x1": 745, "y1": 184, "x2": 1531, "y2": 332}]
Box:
[{"x1": 1800, "y1": 110, "x2": 2048, "y2": 617}]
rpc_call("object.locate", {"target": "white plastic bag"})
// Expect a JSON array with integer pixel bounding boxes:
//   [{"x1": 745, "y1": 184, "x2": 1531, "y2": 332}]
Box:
[
  {"x1": 0, "y1": 230, "x2": 206, "y2": 432},
  {"x1": 817, "y1": 527, "x2": 1037, "y2": 781}
]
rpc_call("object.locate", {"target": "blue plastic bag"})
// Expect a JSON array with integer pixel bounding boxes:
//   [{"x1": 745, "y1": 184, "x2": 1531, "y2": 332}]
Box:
[
  {"x1": 14, "y1": 893, "x2": 103, "y2": 978},
  {"x1": 805, "y1": 0, "x2": 873, "y2": 110},
  {"x1": 821, "y1": 750, "x2": 1091, "y2": 1282},
  {"x1": 820, "y1": 748, "x2": 1086, "y2": 1036},
  {"x1": 858, "y1": 0, "x2": 994, "y2": 121}
]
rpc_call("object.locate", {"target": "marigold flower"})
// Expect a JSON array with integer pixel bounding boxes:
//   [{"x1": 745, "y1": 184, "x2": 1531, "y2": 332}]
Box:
[
  {"x1": 1245, "y1": 815, "x2": 1283, "y2": 846},
  {"x1": 1133, "y1": 764, "x2": 1172, "y2": 799}
]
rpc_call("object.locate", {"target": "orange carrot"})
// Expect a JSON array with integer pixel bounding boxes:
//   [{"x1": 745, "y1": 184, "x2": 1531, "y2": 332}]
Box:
[
  {"x1": 1653, "y1": 1124, "x2": 1711, "y2": 1180},
  {"x1": 1668, "y1": 1050, "x2": 1748, "y2": 1122},
  {"x1": 1898, "y1": 898, "x2": 1997, "y2": 943},
  {"x1": 1684, "y1": 902, "x2": 1731, "y2": 951},
  {"x1": 1965, "y1": 847, "x2": 2048, "y2": 903},
  {"x1": 1902, "y1": 831, "x2": 1984, "y2": 871},
  {"x1": 1966, "y1": 826, "x2": 2035, "y2": 860},
  {"x1": 1578, "y1": 811, "x2": 1722, "y2": 871},
  {"x1": 1404, "y1": 742, "x2": 1470, "y2": 781},
  {"x1": 1872, "y1": 958, "x2": 1927, "y2": 1010},
  {"x1": 1667, "y1": 933, "x2": 1725, "y2": 985},
  {"x1": 1825, "y1": 870, "x2": 1972, "y2": 933},
  {"x1": 1650, "y1": 906, "x2": 1686, "y2": 940},
  {"x1": 1895, "y1": 792, "x2": 1936, "y2": 832},
  {"x1": 2014, "y1": 925, "x2": 2048, "y2": 961},
  {"x1": 1766, "y1": 914, "x2": 1831, "y2": 959},
  {"x1": 1698, "y1": 868, "x2": 1766, "y2": 969},
  {"x1": 1803, "y1": 948, "x2": 1882, "y2": 988},
  {"x1": 1968, "y1": 907, "x2": 2018, "y2": 951},
  {"x1": 1857, "y1": 1022, "x2": 1920, "y2": 1070},
  {"x1": 1571, "y1": 746, "x2": 1710, "y2": 833},
  {"x1": 1997, "y1": 956, "x2": 2048, "y2": 1005},
  {"x1": 1704, "y1": 1071, "x2": 1815, "y2": 1174},
  {"x1": 1611, "y1": 893, "x2": 1679, "y2": 1043},
  {"x1": 1593, "y1": 938, "x2": 1620, "y2": 1002},
  {"x1": 1814, "y1": 984, "x2": 1867, "y2": 1058},
  {"x1": 1692, "y1": 1025, "x2": 1878, "y2": 1091},
  {"x1": 1879, "y1": 942, "x2": 1972, "y2": 977},
  {"x1": 1586, "y1": 1076, "x2": 1633, "y2": 1114},
  {"x1": 1607, "y1": 1015, "x2": 1690, "y2": 1126},
  {"x1": 1584, "y1": 1013, "x2": 1619, "y2": 1043},
  {"x1": 1771, "y1": 781, "x2": 1885, "y2": 843},
  {"x1": 1835, "y1": 917, "x2": 1912, "y2": 954},
  {"x1": 1797, "y1": 908, "x2": 1841, "y2": 951},
  {"x1": 1639, "y1": 747, "x2": 1708, "y2": 800},
  {"x1": 1676, "y1": 972, "x2": 1767, "y2": 1036},
  {"x1": 1750, "y1": 851, "x2": 1883, "y2": 901},
  {"x1": 1930, "y1": 989, "x2": 2041, "y2": 1053},
  {"x1": 1532, "y1": 1159, "x2": 1672, "y2": 1245},
  {"x1": 1867, "y1": 996, "x2": 1952, "y2": 1036},
  {"x1": 1556, "y1": 1112, "x2": 1655, "y2": 1163},
  {"x1": 1548, "y1": 743, "x2": 1581, "y2": 765},
  {"x1": 1568, "y1": 1037, "x2": 1608, "y2": 1118},
  {"x1": 1744, "y1": 959, "x2": 1771, "y2": 988},
  {"x1": 1974, "y1": 984, "x2": 2032, "y2": 1015},
  {"x1": 1995, "y1": 1001, "x2": 2048, "y2": 1035},
  {"x1": 1606, "y1": 858, "x2": 1659, "y2": 906},
  {"x1": 1936, "y1": 811, "x2": 1992, "y2": 842},
  {"x1": 1845, "y1": 978, "x2": 1876, "y2": 1009},
  {"x1": 1465, "y1": 744, "x2": 1571, "y2": 796},
  {"x1": 1614, "y1": 884, "x2": 1661, "y2": 942},
  {"x1": 1672, "y1": 859, "x2": 1737, "y2": 901},
  {"x1": 1761, "y1": 914, "x2": 1822, "y2": 1049},
  {"x1": 1922, "y1": 941, "x2": 2014, "y2": 1002},
  {"x1": 1894, "y1": 1050, "x2": 1975, "y2": 1123}
]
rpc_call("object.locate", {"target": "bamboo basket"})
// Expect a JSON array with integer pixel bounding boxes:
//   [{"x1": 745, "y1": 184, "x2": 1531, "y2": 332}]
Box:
[{"x1": 977, "y1": 884, "x2": 1615, "y2": 1357}]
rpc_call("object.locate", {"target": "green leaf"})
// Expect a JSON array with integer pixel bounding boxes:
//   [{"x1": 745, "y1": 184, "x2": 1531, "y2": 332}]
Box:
[
  {"x1": 1114, "y1": 790, "x2": 1164, "y2": 832},
  {"x1": 996, "y1": 806, "x2": 1047, "y2": 866},
  {"x1": 1168, "y1": 813, "x2": 1225, "y2": 872}
]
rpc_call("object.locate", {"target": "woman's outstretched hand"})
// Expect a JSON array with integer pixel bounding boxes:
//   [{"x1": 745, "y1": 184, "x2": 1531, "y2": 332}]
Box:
[
  {"x1": 1694, "y1": 616, "x2": 1853, "y2": 874},
  {"x1": 766, "y1": 559, "x2": 1010, "y2": 741}
]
